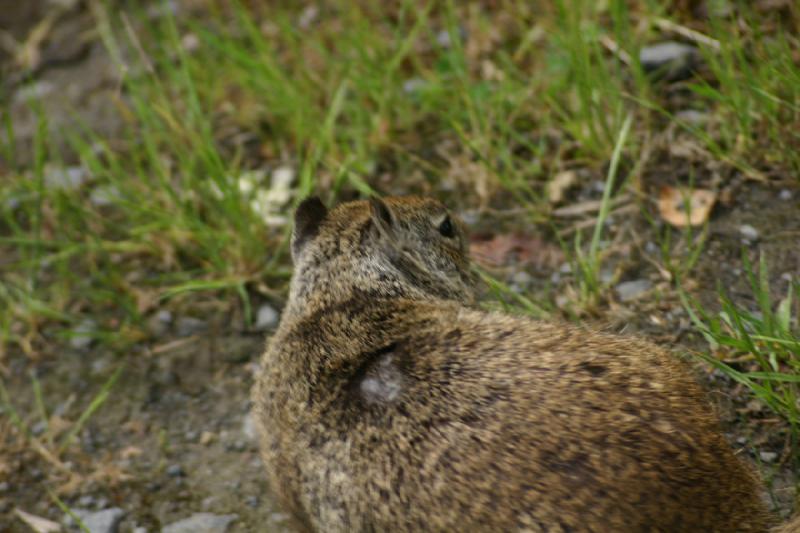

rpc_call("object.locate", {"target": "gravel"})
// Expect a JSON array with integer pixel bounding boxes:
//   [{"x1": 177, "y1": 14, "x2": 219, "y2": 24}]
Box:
[
  {"x1": 739, "y1": 224, "x2": 760, "y2": 242},
  {"x1": 176, "y1": 317, "x2": 206, "y2": 337},
  {"x1": 759, "y1": 451, "x2": 778, "y2": 463},
  {"x1": 161, "y1": 513, "x2": 237, "y2": 533},
  {"x1": 166, "y1": 464, "x2": 185, "y2": 478},
  {"x1": 254, "y1": 304, "x2": 279, "y2": 331},
  {"x1": 615, "y1": 280, "x2": 653, "y2": 302},
  {"x1": 639, "y1": 41, "x2": 699, "y2": 81},
  {"x1": 70, "y1": 318, "x2": 96, "y2": 350},
  {"x1": 72, "y1": 507, "x2": 125, "y2": 533}
]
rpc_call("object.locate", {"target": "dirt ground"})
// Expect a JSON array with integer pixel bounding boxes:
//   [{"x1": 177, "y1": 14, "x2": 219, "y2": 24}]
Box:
[{"x1": 2, "y1": 2, "x2": 799, "y2": 532}]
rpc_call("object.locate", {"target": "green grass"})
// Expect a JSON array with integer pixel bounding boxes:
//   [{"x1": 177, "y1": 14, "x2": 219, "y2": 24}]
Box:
[
  {"x1": 1, "y1": 1, "x2": 800, "y2": 503},
  {"x1": 683, "y1": 255, "x2": 800, "y2": 446}
]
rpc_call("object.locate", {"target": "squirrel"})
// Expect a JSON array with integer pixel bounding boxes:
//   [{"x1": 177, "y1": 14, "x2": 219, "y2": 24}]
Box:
[{"x1": 252, "y1": 195, "x2": 779, "y2": 532}]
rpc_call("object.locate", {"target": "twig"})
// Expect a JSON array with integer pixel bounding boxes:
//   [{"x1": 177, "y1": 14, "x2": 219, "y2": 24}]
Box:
[
  {"x1": 654, "y1": 18, "x2": 721, "y2": 50},
  {"x1": 599, "y1": 35, "x2": 632, "y2": 65}
]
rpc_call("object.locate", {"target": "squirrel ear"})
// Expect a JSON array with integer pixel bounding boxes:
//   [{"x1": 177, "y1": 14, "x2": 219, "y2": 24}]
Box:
[
  {"x1": 292, "y1": 196, "x2": 328, "y2": 258},
  {"x1": 369, "y1": 196, "x2": 397, "y2": 240}
]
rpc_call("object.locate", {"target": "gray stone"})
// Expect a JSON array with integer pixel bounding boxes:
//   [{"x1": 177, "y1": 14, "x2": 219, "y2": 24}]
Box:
[
  {"x1": 161, "y1": 513, "x2": 237, "y2": 533},
  {"x1": 615, "y1": 279, "x2": 652, "y2": 302},
  {"x1": 241, "y1": 412, "x2": 258, "y2": 442},
  {"x1": 148, "y1": 309, "x2": 173, "y2": 336},
  {"x1": 402, "y1": 78, "x2": 426, "y2": 94},
  {"x1": 70, "y1": 318, "x2": 96, "y2": 350},
  {"x1": 76, "y1": 507, "x2": 124, "y2": 533},
  {"x1": 779, "y1": 189, "x2": 792, "y2": 201},
  {"x1": 44, "y1": 165, "x2": 88, "y2": 190},
  {"x1": 640, "y1": 41, "x2": 699, "y2": 81},
  {"x1": 675, "y1": 109, "x2": 709, "y2": 125},
  {"x1": 254, "y1": 304, "x2": 279, "y2": 331},
  {"x1": 90, "y1": 185, "x2": 121, "y2": 207},
  {"x1": 78, "y1": 494, "x2": 96, "y2": 508},
  {"x1": 166, "y1": 464, "x2": 184, "y2": 477},
  {"x1": 759, "y1": 451, "x2": 778, "y2": 463},
  {"x1": 176, "y1": 316, "x2": 206, "y2": 337},
  {"x1": 14, "y1": 80, "x2": 56, "y2": 102},
  {"x1": 0, "y1": 481, "x2": 8, "y2": 492},
  {"x1": 739, "y1": 224, "x2": 759, "y2": 241},
  {"x1": 436, "y1": 30, "x2": 452, "y2": 48}
]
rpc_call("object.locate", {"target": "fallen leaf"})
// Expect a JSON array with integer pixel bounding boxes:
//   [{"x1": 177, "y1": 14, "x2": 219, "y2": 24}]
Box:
[
  {"x1": 120, "y1": 445, "x2": 143, "y2": 460},
  {"x1": 657, "y1": 186, "x2": 716, "y2": 227},
  {"x1": 547, "y1": 170, "x2": 578, "y2": 204},
  {"x1": 14, "y1": 508, "x2": 61, "y2": 533},
  {"x1": 469, "y1": 233, "x2": 563, "y2": 269}
]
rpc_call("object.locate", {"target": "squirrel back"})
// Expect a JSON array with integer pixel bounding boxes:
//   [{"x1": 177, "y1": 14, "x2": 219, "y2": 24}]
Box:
[{"x1": 253, "y1": 196, "x2": 775, "y2": 532}]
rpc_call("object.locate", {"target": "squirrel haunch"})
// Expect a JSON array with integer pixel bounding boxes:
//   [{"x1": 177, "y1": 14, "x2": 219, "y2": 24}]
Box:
[{"x1": 253, "y1": 196, "x2": 774, "y2": 532}]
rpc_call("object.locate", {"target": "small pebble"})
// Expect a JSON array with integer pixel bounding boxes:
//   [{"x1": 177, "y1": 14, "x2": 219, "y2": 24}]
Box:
[
  {"x1": 402, "y1": 78, "x2": 426, "y2": 94},
  {"x1": 254, "y1": 304, "x2": 279, "y2": 331},
  {"x1": 161, "y1": 512, "x2": 237, "y2": 533},
  {"x1": 674, "y1": 109, "x2": 709, "y2": 125},
  {"x1": 639, "y1": 41, "x2": 699, "y2": 81},
  {"x1": 31, "y1": 420, "x2": 47, "y2": 436},
  {"x1": 78, "y1": 494, "x2": 96, "y2": 508},
  {"x1": 14, "y1": 80, "x2": 55, "y2": 101},
  {"x1": 270, "y1": 512, "x2": 290, "y2": 523},
  {"x1": 241, "y1": 413, "x2": 258, "y2": 442},
  {"x1": 176, "y1": 317, "x2": 206, "y2": 337},
  {"x1": 245, "y1": 495, "x2": 259, "y2": 508},
  {"x1": 510, "y1": 271, "x2": 533, "y2": 286},
  {"x1": 738, "y1": 224, "x2": 759, "y2": 241},
  {"x1": 90, "y1": 185, "x2": 120, "y2": 207},
  {"x1": 44, "y1": 165, "x2": 88, "y2": 191},
  {"x1": 74, "y1": 507, "x2": 125, "y2": 533},
  {"x1": 147, "y1": 309, "x2": 173, "y2": 336},
  {"x1": 436, "y1": 29, "x2": 452, "y2": 48},
  {"x1": 759, "y1": 451, "x2": 778, "y2": 463},
  {"x1": 779, "y1": 189, "x2": 792, "y2": 201},
  {"x1": 166, "y1": 464, "x2": 185, "y2": 477},
  {"x1": 70, "y1": 318, "x2": 96, "y2": 350},
  {"x1": 271, "y1": 166, "x2": 296, "y2": 189},
  {"x1": 615, "y1": 280, "x2": 652, "y2": 302},
  {"x1": 200, "y1": 431, "x2": 215, "y2": 445},
  {"x1": 226, "y1": 440, "x2": 247, "y2": 452},
  {"x1": 0, "y1": 481, "x2": 9, "y2": 492}
]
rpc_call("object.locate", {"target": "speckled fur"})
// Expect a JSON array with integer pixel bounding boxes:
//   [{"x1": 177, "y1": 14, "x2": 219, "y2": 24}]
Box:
[{"x1": 253, "y1": 196, "x2": 775, "y2": 532}]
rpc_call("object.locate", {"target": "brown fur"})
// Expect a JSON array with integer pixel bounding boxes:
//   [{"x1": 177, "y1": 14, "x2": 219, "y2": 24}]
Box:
[{"x1": 253, "y1": 195, "x2": 775, "y2": 532}]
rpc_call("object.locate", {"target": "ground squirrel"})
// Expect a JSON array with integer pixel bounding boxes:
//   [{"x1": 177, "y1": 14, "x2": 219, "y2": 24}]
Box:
[{"x1": 252, "y1": 195, "x2": 777, "y2": 532}]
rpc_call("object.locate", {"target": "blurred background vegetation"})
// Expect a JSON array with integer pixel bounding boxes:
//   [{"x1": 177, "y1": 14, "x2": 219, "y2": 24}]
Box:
[{"x1": 1, "y1": 0, "x2": 798, "y2": 529}]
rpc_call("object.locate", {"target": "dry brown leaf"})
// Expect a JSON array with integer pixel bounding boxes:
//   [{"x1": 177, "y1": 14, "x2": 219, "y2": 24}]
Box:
[
  {"x1": 470, "y1": 233, "x2": 563, "y2": 269},
  {"x1": 120, "y1": 445, "x2": 143, "y2": 460},
  {"x1": 657, "y1": 186, "x2": 716, "y2": 227},
  {"x1": 14, "y1": 508, "x2": 61, "y2": 533},
  {"x1": 547, "y1": 170, "x2": 577, "y2": 204}
]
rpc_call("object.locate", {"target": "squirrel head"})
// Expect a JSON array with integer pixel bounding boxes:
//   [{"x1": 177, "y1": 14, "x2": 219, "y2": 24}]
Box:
[{"x1": 287, "y1": 195, "x2": 476, "y2": 312}]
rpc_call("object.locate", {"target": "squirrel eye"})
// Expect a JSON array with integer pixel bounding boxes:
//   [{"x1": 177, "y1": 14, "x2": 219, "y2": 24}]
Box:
[{"x1": 438, "y1": 215, "x2": 456, "y2": 238}]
